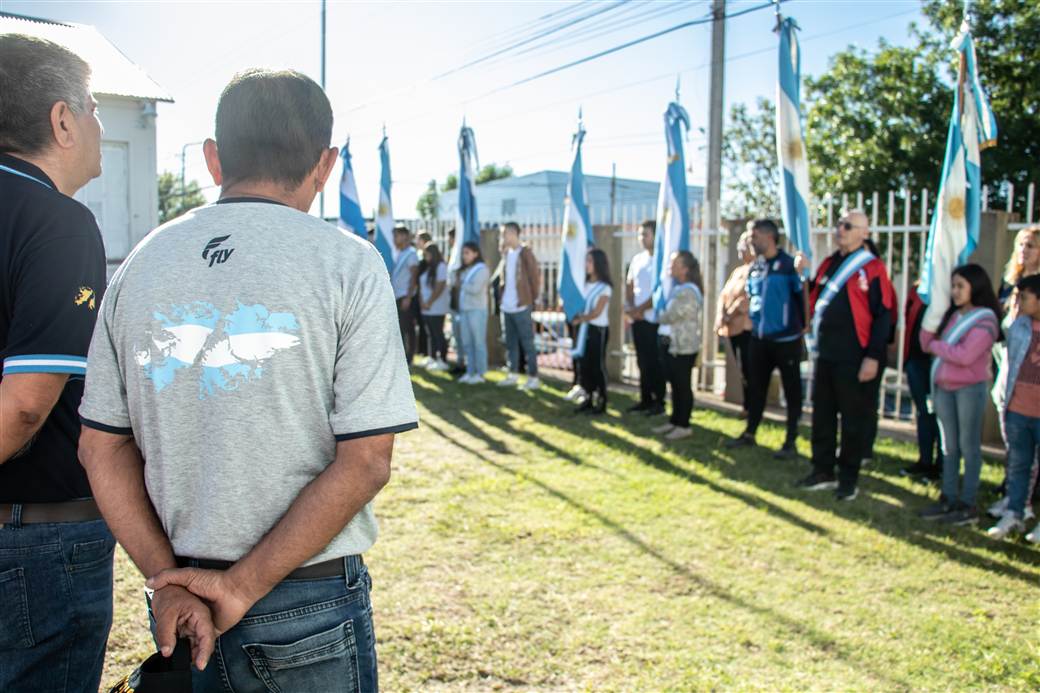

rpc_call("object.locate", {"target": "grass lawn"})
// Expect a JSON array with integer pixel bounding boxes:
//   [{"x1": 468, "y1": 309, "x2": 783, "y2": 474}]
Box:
[{"x1": 102, "y1": 369, "x2": 1040, "y2": 691}]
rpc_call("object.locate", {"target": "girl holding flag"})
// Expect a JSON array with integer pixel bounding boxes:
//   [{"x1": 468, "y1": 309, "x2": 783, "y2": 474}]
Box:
[
  {"x1": 571, "y1": 249, "x2": 613, "y2": 415},
  {"x1": 652, "y1": 250, "x2": 704, "y2": 441},
  {"x1": 917, "y1": 264, "x2": 1002, "y2": 526}
]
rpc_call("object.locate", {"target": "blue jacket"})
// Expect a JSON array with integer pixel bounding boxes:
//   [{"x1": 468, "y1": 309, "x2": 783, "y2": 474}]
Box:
[
  {"x1": 995, "y1": 315, "x2": 1035, "y2": 416},
  {"x1": 747, "y1": 249, "x2": 805, "y2": 342}
]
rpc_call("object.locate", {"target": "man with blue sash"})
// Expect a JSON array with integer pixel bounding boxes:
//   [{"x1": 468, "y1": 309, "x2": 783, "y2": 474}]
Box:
[{"x1": 798, "y1": 210, "x2": 896, "y2": 501}]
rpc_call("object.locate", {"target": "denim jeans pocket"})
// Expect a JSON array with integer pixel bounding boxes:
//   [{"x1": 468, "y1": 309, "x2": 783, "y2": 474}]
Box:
[
  {"x1": 0, "y1": 567, "x2": 34, "y2": 649},
  {"x1": 69, "y1": 536, "x2": 116, "y2": 573},
  {"x1": 243, "y1": 619, "x2": 361, "y2": 693}
]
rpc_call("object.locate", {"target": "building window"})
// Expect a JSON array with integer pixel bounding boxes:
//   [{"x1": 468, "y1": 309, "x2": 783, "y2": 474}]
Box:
[{"x1": 501, "y1": 198, "x2": 516, "y2": 216}]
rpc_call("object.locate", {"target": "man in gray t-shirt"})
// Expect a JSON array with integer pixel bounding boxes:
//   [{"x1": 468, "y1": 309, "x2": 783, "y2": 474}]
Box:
[{"x1": 78, "y1": 69, "x2": 416, "y2": 690}]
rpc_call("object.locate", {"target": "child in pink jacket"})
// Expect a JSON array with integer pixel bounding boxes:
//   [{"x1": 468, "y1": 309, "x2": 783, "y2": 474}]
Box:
[{"x1": 917, "y1": 264, "x2": 1002, "y2": 526}]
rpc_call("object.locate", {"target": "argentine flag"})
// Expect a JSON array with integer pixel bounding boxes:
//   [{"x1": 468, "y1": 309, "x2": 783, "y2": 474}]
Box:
[
  {"x1": 919, "y1": 20, "x2": 997, "y2": 330},
  {"x1": 338, "y1": 139, "x2": 367, "y2": 239},
  {"x1": 776, "y1": 17, "x2": 812, "y2": 270},
  {"x1": 558, "y1": 116, "x2": 593, "y2": 321},
  {"x1": 374, "y1": 135, "x2": 395, "y2": 272},
  {"x1": 449, "y1": 123, "x2": 480, "y2": 272},
  {"x1": 651, "y1": 102, "x2": 691, "y2": 313}
]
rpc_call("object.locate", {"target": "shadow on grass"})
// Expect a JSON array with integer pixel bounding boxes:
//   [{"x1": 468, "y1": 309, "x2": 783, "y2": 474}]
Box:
[
  {"x1": 421, "y1": 413, "x2": 908, "y2": 690},
  {"x1": 414, "y1": 370, "x2": 1040, "y2": 587}
]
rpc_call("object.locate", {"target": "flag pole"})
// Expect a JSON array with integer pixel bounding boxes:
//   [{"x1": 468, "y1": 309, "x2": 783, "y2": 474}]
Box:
[{"x1": 319, "y1": 0, "x2": 327, "y2": 220}]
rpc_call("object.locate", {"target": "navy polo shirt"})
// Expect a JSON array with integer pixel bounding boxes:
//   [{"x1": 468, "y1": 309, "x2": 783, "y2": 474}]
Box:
[{"x1": 0, "y1": 153, "x2": 107, "y2": 503}]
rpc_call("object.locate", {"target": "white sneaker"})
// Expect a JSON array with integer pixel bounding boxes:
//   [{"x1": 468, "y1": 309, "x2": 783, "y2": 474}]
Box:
[
  {"x1": 436, "y1": 359, "x2": 452, "y2": 371},
  {"x1": 565, "y1": 385, "x2": 585, "y2": 401},
  {"x1": 652, "y1": 423, "x2": 674, "y2": 434},
  {"x1": 1025, "y1": 524, "x2": 1040, "y2": 544},
  {"x1": 521, "y1": 377, "x2": 541, "y2": 391},
  {"x1": 987, "y1": 496, "x2": 1009, "y2": 519},
  {"x1": 459, "y1": 374, "x2": 475, "y2": 384},
  {"x1": 986, "y1": 514, "x2": 1025, "y2": 540},
  {"x1": 1025, "y1": 504, "x2": 1036, "y2": 522},
  {"x1": 665, "y1": 426, "x2": 692, "y2": 440},
  {"x1": 467, "y1": 374, "x2": 486, "y2": 385},
  {"x1": 498, "y1": 374, "x2": 520, "y2": 387}
]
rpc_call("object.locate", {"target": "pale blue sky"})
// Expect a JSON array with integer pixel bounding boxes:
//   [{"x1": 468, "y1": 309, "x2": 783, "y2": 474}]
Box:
[{"x1": 3, "y1": 0, "x2": 925, "y2": 218}]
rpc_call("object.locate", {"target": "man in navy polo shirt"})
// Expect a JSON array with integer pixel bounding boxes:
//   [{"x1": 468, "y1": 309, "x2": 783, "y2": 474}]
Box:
[{"x1": 0, "y1": 34, "x2": 212, "y2": 692}]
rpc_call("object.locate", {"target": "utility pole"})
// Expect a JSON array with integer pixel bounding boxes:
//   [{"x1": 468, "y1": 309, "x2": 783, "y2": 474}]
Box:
[
  {"x1": 705, "y1": 0, "x2": 726, "y2": 230},
  {"x1": 610, "y1": 162, "x2": 617, "y2": 224},
  {"x1": 180, "y1": 140, "x2": 204, "y2": 202},
  {"x1": 319, "y1": 0, "x2": 327, "y2": 220}
]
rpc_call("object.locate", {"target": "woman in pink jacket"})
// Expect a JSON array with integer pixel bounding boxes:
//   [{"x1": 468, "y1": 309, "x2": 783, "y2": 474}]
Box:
[{"x1": 917, "y1": 264, "x2": 1002, "y2": 527}]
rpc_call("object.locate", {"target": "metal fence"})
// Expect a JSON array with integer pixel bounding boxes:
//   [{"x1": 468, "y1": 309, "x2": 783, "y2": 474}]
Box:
[{"x1": 397, "y1": 180, "x2": 1038, "y2": 424}]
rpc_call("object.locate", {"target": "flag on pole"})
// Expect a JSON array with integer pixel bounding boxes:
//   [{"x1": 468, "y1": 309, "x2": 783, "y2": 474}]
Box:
[
  {"x1": 338, "y1": 139, "x2": 367, "y2": 239},
  {"x1": 651, "y1": 101, "x2": 691, "y2": 312},
  {"x1": 558, "y1": 114, "x2": 593, "y2": 321},
  {"x1": 373, "y1": 134, "x2": 395, "y2": 272},
  {"x1": 449, "y1": 123, "x2": 480, "y2": 272},
  {"x1": 919, "y1": 19, "x2": 998, "y2": 330},
  {"x1": 776, "y1": 16, "x2": 812, "y2": 270}
]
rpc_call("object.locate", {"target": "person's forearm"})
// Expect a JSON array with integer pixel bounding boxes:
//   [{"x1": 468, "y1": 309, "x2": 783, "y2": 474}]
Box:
[
  {"x1": 228, "y1": 434, "x2": 393, "y2": 603},
  {"x1": 79, "y1": 430, "x2": 177, "y2": 578},
  {"x1": 0, "y1": 374, "x2": 67, "y2": 463},
  {"x1": 429, "y1": 282, "x2": 446, "y2": 303}
]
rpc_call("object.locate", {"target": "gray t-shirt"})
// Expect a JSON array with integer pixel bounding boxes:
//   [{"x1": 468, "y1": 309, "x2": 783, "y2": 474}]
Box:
[
  {"x1": 419, "y1": 262, "x2": 450, "y2": 316},
  {"x1": 390, "y1": 246, "x2": 418, "y2": 299},
  {"x1": 80, "y1": 199, "x2": 418, "y2": 564}
]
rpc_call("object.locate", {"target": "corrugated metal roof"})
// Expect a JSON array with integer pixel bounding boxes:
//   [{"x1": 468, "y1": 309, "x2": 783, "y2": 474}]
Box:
[{"x1": 0, "y1": 12, "x2": 173, "y2": 103}]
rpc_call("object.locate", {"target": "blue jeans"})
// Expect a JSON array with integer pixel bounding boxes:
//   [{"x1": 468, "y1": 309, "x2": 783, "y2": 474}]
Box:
[
  {"x1": 502, "y1": 307, "x2": 538, "y2": 376},
  {"x1": 933, "y1": 382, "x2": 988, "y2": 506},
  {"x1": 153, "y1": 555, "x2": 377, "y2": 692},
  {"x1": 451, "y1": 311, "x2": 466, "y2": 366},
  {"x1": 904, "y1": 358, "x2": 941, "y2": 466},
  {"x1": 460, "y1": 308, "x2": 488, "y2": 376},
  {"x1": 1005, "y1": 411, "x2": 1040, "y2": 519},
  {"x1": 0, "y1": 515, "x2": 114, "y2": 692}
]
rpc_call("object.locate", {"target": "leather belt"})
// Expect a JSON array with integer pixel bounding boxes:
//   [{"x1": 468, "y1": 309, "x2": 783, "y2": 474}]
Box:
[
  {"x1": 174, "y1": 555, "x2": 360, "y2": 580},
  {"x1": 0, "y1": 498, "x2": 102, "y2": 526}
]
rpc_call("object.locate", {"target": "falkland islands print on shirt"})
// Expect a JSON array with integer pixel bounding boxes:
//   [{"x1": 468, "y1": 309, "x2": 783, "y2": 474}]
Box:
[{"x1": 135, "y1": 301, "x2": 301, "y2": 398}]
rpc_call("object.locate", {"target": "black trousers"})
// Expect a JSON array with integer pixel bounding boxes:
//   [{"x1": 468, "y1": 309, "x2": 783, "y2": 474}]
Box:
[
  {"x1": 811, "y1": 359, "x2": 882, "y2": 488},
  {"x1": 424, "y1": 315, "x2": 447, "y2": 361},
  {"x1": 729, "y1": 332, "x2": 752, "y2": 412},
  {"x1": 745, "y1": 336, "x2": 803, "y2": 445},
  {"x1": 414, "y1": 294, "x2": 427, "y2": 355},
  {"x1": 568, "y1": 321, "x2": 581, "y2": 386},
  {"x1": 397, "y1": 298, "x2": 417, "y2": 364},
  {"x1": 862, "y1": 374, "x2": 883, "y2": 460},
  {"x1": 665, "y1": 350, "x2": 696, "y2": 428},
  {"x1": 633, "y1": 320, "x2": 665, "y2": 407},
  {"x1": 579, "y1": 325, "x2": 609, "y2": 403}
]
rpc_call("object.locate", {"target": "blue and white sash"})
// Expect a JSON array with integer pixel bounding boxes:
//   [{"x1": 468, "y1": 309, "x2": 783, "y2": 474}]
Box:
[
  {"x1": 927, "y1": 307, "x2": 998, "y2": 410},
  {"x1": 393, "y1": 246, "x2": 417, "y2": 279},
  {"x1": 809, "y1": 248, "x2": 874, "y2": 357},
  {"x1": 0, "y1": 163, "x2": 53, "y2": 189},
  {"x1": 570, "y1": 282, "x2": 610, "y2": 358},
  {"x1": 462, "y1": 261, "x2": 485, "y2": 285}
]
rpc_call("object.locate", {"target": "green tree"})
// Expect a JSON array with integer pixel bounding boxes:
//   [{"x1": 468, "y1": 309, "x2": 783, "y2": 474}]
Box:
[
  {"x1": 442, "y1": 173, "x2": 458, "y2": 192},
  {"x1": 158, "y1": 171, "x2": 206, "y2": 224},
  {"x1": 722, "y1": 97, "x2": 779, "y2": 219},
  {"x1": 475, "y1": 163, "x2": 513, "y2": 185},
  {"x1": 919, "y1": 0, "x2": 1039, "y2": 211},
  {"x1": 416, "y1": 179, "x2": 439, "y2": 220}
]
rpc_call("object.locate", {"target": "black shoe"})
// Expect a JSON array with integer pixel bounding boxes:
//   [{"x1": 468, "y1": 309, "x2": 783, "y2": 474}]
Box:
[
  {"x1": 835, "y1": 485, "x2": 858, "y2": 501},
  {"x1": 923, "y1": 466, "x2": 942, "y2": 481},
  {"x1": 773, "y1": 443, "x2": 797, "y2": 460},
  {"x1": 901, "y1": 462, "x2": 933, "y2": 478},
  {"x1": 724, "y1": 434, "x2": 755, "y2": 449},
  {"x1": 574, "y1": 400, "x2": 593, "y2": 414},
  {"x1": 918, "y1": 501, "x2": 953, "y2": 520},
  {"x1": 627, "y1": 402, "x2": 649, "y2": 414},
  {"x1": 642, "y1": 404, "x2": 666, "y2": 417},
  {"x1": 449, "y1": 366, "x2": 466, "y2": 376},
  {"x1": 939, "y1": 503, "x2": 978, "y2": 526},
  {"x1": 795, "y1": 471, "x2": 838, "y2": 491}
]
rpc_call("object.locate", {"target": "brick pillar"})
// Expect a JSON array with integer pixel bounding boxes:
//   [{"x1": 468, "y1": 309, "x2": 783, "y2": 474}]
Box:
[
  {"x1": 722, "y1": 218, "x2": 748, "y2": 406},
  {"x1": 593, "y1": 224, "x2": 625, "y2": 382},
  {"x1": 481, "y1": 225, "x2": 506, "y2": 368}
]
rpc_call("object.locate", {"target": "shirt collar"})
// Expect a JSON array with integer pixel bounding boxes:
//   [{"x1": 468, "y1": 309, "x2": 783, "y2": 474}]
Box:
[{"x1": 0, "y1": 153, "x2": 57, "y2": 190}]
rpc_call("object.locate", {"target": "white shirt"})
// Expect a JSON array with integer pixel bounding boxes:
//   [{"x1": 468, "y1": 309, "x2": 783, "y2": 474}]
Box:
[
  {"x1": 419, "y1": 262, "x2": 450, "y2": 316},
  {"x1": 501, "y1": 247, "x2": 526, "y2": 314},
  {"x1": 626, "y1": 250, "x2": 655, "y2": 323},
  {"x1": 586, "y1": 281, "x2": 612, "y2": 327}
]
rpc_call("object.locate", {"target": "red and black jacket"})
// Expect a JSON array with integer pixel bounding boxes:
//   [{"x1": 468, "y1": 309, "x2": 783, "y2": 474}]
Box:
[
  {"x1": 903, "y1": 283, "x2": 929, "y2": 362},
  {"x1": 809, "y1": 249, "x2": 897, "y2": 363}
]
